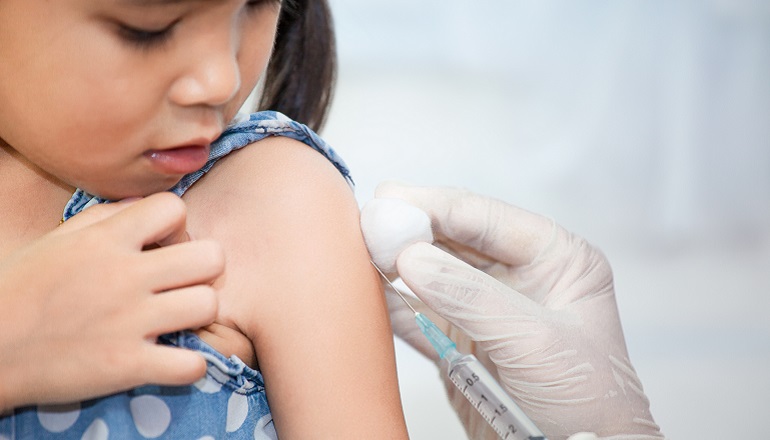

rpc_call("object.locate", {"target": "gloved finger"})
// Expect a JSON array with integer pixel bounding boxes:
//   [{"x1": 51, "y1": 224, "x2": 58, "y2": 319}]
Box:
[
  {"x1": 396, "y1": 242, "x2": 541, "y2": 339},
  {"x1": 431, "y1": 239, "x2": 500, "y2": 273},
  {"x1": 375, "y1": 181, "x2": 556, "y2": 268},
  {"x1": 385, "y1": 280, "x2": 498, "y2": 370},
  {"x1": 567, "y1": 433, "x2": 599, "y2": 440}
]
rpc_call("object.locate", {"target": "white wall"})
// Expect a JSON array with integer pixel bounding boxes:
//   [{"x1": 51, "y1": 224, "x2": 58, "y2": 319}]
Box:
[{"x1": 323, "y1": 1, "x2": 770, "y2": 438}]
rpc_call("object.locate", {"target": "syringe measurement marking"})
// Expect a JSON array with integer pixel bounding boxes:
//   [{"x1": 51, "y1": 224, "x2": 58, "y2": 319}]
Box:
[{"x1": 449, "y1": 372, "x2": 518, "y2": 440}]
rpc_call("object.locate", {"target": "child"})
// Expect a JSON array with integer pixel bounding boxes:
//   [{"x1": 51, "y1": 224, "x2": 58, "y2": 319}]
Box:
[{"x1": 0, "y1": 0, "x2": 408, "y2": 438}]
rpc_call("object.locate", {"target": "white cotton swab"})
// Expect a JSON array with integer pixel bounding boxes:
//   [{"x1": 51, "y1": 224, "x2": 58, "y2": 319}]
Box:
[{"x1": 360, "y1": 198, "x2": 434, "y2": 274}]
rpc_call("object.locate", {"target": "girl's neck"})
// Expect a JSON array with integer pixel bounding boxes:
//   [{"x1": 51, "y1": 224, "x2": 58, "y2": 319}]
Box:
[{"x1": 0, "y1": 142, "x2": 74, "y2": 257}]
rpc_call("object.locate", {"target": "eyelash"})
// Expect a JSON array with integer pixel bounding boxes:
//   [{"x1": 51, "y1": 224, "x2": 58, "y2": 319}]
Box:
[
  {"x1": 118, "y1": 0, "x2": 278, "y2": 51},
  {"x1": 118, "y1": 21, "x2": 178, "y2": 50}
]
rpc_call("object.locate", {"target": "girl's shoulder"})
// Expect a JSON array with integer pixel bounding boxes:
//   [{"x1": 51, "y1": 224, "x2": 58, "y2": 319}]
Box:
[
  {"x1": 180, "y1": 111, "x2": 357, "y2": 253},
  {"x1": 180, "y1": 112, "x2": 364, "y2": 343},
  {"x1": 176, "y1": 113, "x2": 408, "y2": 439}
]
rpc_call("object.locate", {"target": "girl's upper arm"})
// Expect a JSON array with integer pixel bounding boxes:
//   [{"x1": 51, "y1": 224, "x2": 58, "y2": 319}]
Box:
[{"x1": 182, "y1": 136, "x2": 408, "y2": 439}]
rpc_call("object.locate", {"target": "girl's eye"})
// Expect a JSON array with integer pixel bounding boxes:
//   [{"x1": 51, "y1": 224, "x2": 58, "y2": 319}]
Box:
[{"x1": 118, "y1": 20, "x2": 179, "y2": 50}]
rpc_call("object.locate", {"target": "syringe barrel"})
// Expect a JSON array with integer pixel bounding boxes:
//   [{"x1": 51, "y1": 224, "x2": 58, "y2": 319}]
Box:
[{"x1": 442, "y1": 351, "x2": 547, "y2": 440}]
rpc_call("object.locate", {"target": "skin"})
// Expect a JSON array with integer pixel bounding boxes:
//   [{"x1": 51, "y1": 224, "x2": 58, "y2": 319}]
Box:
[
  {"x1": 184, "y1": 138, "x2": 408, "y2": 438},
  {"x1": 0, "y1": 0, "x2": 408, "y2": 437},
  {"x1": 0, "y1": 194, "x2": 223, "y2": 412}
]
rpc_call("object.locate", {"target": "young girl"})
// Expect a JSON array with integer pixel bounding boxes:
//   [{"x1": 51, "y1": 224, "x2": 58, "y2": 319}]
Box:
[{"x1": 0, "y1": 0, "x2": 409, "y2": 438}]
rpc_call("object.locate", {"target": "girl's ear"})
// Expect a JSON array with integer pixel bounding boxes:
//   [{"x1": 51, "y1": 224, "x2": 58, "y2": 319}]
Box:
[{"x1": 258, "y1": 0, "x2": 336, "y2": 133}]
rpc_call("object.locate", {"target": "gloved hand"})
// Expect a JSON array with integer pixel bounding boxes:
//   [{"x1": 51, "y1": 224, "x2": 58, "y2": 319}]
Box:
[{"x1": 365, "y1": 182, "x2": 664, "y2": 440}]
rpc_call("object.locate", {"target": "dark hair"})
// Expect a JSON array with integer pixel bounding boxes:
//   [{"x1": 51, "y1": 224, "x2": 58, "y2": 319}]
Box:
[{"x1": 258, "y1": 0, "x2": 336, "y2": 133}]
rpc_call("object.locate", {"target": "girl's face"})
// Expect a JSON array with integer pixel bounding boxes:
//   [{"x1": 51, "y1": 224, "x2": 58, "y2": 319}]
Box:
[{"x1": 0, "y1": 0, "x2": 281, "y2": 199}]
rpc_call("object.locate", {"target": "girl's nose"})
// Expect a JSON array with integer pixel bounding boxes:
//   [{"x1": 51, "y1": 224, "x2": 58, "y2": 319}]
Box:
[{"x1": 168, "y1": 36, "x2": 241, "y2": 108}]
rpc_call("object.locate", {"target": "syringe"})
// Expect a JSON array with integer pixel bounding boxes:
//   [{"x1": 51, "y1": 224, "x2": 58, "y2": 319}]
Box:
[{"x1": 373, "y1": 263, "x2": 548, "y2": 440}]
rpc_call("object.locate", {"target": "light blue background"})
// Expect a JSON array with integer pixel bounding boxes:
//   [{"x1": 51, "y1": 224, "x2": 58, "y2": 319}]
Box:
[{"x1": 323, "y1": 1, "x2": 770, "y2": 438}]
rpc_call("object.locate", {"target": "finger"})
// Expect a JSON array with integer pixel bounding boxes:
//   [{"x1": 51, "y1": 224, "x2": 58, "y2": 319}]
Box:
[
  {"x1": 139, "y1": 344, "x2": 208, "y2": 386},
  {"x1": 55, "y1": 198, "x2": 142, "y2": 234},
  {"x1": 99, "y1": 192, "x2": 190, "y2": 248},
  {"x1": 397, "y1": 242, "x2": 541, "y2": 338},
  {"x1": 143, "y1": 285, "x2": 218, "y2": 336},
  {"x1": 142, "y1": 240, "x2": 225, "y2": 292},
  {"x1": 375, "y1": 181, "x2": 556, "y2": 267}
]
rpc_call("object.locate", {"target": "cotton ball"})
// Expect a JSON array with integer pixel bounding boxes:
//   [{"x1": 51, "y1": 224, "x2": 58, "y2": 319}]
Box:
[{"x1": 360, "y1": 198, "x2": 434, "y2": 274}]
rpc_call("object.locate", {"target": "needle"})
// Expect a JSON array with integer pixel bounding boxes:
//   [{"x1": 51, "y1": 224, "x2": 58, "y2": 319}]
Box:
[{"x1": 370, "y1": 261, "x2": 417, "y2": 315}]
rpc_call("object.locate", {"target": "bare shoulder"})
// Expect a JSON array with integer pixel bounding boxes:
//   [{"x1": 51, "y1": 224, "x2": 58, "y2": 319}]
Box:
[
  {"x1": 183, "y1": 134, "x2": 356, "y2": 229},
  {"x1": 182, "y1": 135, "x2": 408, "y2": 438},
  {"x1": 181, "y1": 134, "x2": 363, "y2": 338}
]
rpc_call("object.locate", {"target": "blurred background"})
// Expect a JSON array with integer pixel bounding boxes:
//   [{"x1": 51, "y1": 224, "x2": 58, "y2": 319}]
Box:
[{"x1": 322, "y1": 1, "x2": 770, "y2": 438}]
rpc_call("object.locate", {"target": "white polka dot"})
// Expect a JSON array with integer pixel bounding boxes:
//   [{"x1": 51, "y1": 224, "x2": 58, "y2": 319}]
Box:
[
  {"x1": 37, "y1": 402, "x2": 81, "y2": 433},
  {"x1": 0, "y1": 434, "x2": 11, "y2": 440},
  {"x1": 129, "y1": 395, "x2": 172, "y2": 438},
  {"x1": 197, "y1": 437, "x2": 215, "y2": 440},
  {"x1": 253, "y1": 414, "x2": 277, "y2": 440},
  {"x1": 194, "y1": 374, "x2": 222, "y2": 394},
  {"x1": 225, "y1": 392, "x2": 249, "y2": 432},
  {"x1": 81, "y1": 418, "x2": 109, "y2": 440}
]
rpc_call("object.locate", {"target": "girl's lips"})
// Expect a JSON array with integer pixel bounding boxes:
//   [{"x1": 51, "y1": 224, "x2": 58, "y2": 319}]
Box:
[{"x1": 144, "y1": 144, "x2": 210, "y2": 175}]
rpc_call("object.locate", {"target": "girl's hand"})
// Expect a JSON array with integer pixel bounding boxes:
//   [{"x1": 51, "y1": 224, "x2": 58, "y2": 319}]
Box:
[{"x1": 0, "y1": 193, "x2": 223, "y2": 412}]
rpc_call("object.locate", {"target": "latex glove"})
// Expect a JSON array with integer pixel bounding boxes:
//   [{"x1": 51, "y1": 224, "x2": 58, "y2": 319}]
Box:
[
  {"x1": 368, "y1": 182, "x2": 664, "y2": 440},
  {"x1": 0, "y1": 193, "x2": 222, "y2": 412}
]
